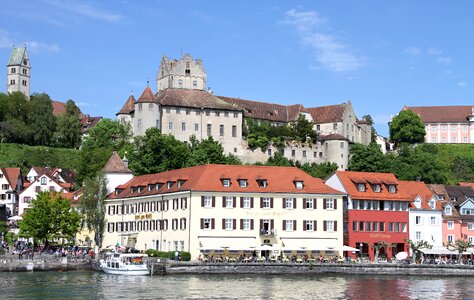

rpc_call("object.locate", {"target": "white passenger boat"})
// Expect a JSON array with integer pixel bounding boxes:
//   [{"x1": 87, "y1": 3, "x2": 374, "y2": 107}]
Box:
[{"x1": 99, "y1": 253, "x2": 149, "y2": 275}]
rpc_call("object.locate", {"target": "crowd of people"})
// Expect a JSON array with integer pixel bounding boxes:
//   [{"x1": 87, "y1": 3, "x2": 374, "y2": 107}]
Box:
[{"x1": 0, "y1": 239, "x2": 93, "y2": 261}]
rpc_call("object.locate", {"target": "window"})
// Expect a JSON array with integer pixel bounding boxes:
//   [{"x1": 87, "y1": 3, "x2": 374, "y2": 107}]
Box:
[
  {"x1": 207, "y1": 124, "x2": 212, "y2": 137},
  {"x1": 181, "y1": 197, "x2": 187, "y2": 210},
  {"x1": 431, "y1": 125, "x2": 437, "y2": 132},
  {"x1": 222, "y1": 179, "x2": 231, "y2": 187},
  {"x1": 373, "y1": 222, "x2": 378, "y2": 232},
  {"x1": 359, "y1": 221, "x2": 364, "y2": 231},
  {"x1": 186, "y1": 109, "x2": 191, "y2": 115},
  {"x1": 166, "y1": 107, "x2": 170, "y2": 113},
  {"x1": 203, "y1": 218, "x2": 212, "y2": 230},
  {"x1": 373, "y1": 184, "x2": 381, "y2": 192},
  {"x1": 138, "y1": 103, "x2": 142, "y2": 111},
  {"x1": 233, "y1": 112, "x2": 238, "y2": 118},
  {"x1": 464, "y1": 137, "x2": 469, "y2": 143},
  {"x1": 447, "y1": 235, "x2": 454, "y2": 243},
  {"x1": 173, "y1": 198, "x2": 179, "y2": 210},
  {"x1": 388, "y1": 185, "x2": 396, "y2": 193},
  {"x1": 181, "y1": 122, "x2": 186, "y2": 131},
  {"x1": 295, "y1": 181, "x2": 303, "y2": 189},
  {"x1": 430, "y1": 216, "x2": 437, "y2": 225},
  {"x1": 324, "y1": 198, "x2": 335, "y2": 210},
  {"x1": 469, "y1": 237, "x2": 474, "y2": 244},
  {"x1": 462, "y1": 208, "x2": 474, "y2": 215},
  {"x1": 205, "y1": 110, "x2": 210, "y2": 116},
  {"x1": 193, "y1": 80, "x2": 197, "y2": 87},
  {"x1": 219, "y1": 125, "x2": 224, "y2": 137},
  {"x1": 224, "y1": 219, "x2": 234, "y2": 230},
  {"x1": 340, "y1": 142, "x2": 344, "y2": 149},
  {"x1": 415, "y1": 231, "x2": 422, "y2": 240},
  {"x1": 447, "y1": 221, "x2": 454, "y2": 230},
  {"x1": 225, "y1": 197, "x2": 233, "y2": 208},
  {"x1": 267, "y1": 149, "x2": 272, "y2": 156},
  {"x1": 148, "y1": 104, "x2": 153, "y2": 111},
  {"x1": 194, "y1": 123, "x2": 199, "y2": 131},
  {"x1": 10, "y1": 79, "x2": 15, "y2": 85},
  {"x1": 203, "y1": 196, "x2": 212, "y2": 208},
  {"x1": 262, "y1": 197, "x2": 271, "y2": 208},
  {"x1": 232, "y1": 125, "x2": 237, "y2": 137},
  {"x1": 352, "y1": 221, "x2": 358, "y2": 231},
  {"x1": 291, "y1": 149, "x2": 296, "y2": 157},
  {"x1": 284, "y1": 198, "x2": 294, "y2": 209},
  {"x1": 11, "y1": 67, "x2": 16, "y2": 73},
  {"x1": 40, "y1": 177, "x2": 47, "y2": 185},
  {"x1": 178, "y1": 79, "x2": 183, "y2": 87},
  {"x1": 285, "y1": 220, "x2": 294, "y2": 231},
  {"x1": 215, "y1": 111, "x2": 220, "y2": 117},
  {"x1": 242, "y1": 219, "x2": 251, "y2": 230},
  {"x1": 452, "y1": 137, "x2": 457, "y2": 143},
  {"x1": 224, "y1": 112, "x2": 229, "y2": 117},
  {"x1": 445, "y1": 206, "x2": 452, "y2": 215},
  {"x1": 380, "y1": 222, "x2": 385, "y2": 232},
  {"x1": 305, "y1": 198, "x2": 314, "y2": 209},
  {"x1": 168, "y1": 121, "x2": 173, "y2": 130},
  {"x1": 302, "y1": 150, "x2": 306, "y2": 158},
  {"x1": 22, "y1": 80, "x2": 27, "y2": 86},
  {"x1": 432, "y1": 137, "x2": 437, "y2": 143},
  {"x1": 172, "y1": 219, "x2": 178, "y2": 230},
  {"x1": 242, "y1": 197, "x2": 251, "y2": 208},
  {"x1": 415, "y1": 216, "x2": 422, "y2": 225},
  {"x1": 49, "y1": 186, "x2": 55, "y2": 192},
  {"x1": 239, "y1": 180, "x2": 248, "y2": 188},
  {"x1": 305, "y1": 220, "x2": 314, "y2": 231},
  {"x1": 333, "y1": 123, "x2": 337, "y2": 130},
  {"x1": 357, "y1": 184, "x2": 366, "y2": 192},
  {"x1": 324, "y1": 220, "x2": 335, "y2": 232},
  {"x1": 176, "y1": 108, "x2": 181, "y2": 114},
  {"x1": 365, "y1": 222, "x2": 371, "y2": 232},
  {"x1": 257, "y1": 180, "x2": 267, "y2": 188}
]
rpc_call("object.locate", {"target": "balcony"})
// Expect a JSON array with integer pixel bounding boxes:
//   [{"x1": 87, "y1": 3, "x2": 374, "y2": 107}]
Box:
[{"x1": 259, "y1": 228, "x2": 276, "y2": 236}]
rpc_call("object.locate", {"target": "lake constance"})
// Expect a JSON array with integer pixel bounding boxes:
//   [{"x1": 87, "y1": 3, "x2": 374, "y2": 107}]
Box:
[{"x1": 1, "y1": 271, "x2": 474, "y2": 299}]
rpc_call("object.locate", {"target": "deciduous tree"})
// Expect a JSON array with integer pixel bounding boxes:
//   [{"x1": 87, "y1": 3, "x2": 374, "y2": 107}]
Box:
[
  {"x1": 389, "y1": 109, "x2": 425, "y2": 147},
  {"x1": 29, "y1": 93, "x2": 56, "y2": 146}
]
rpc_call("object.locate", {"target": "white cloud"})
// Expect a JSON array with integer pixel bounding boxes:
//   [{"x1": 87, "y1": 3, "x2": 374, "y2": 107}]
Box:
[
  {"x1": 283, "y1": 9, "x2": 364, "y2": 73},
  {"x1": 405, "y1": 46, "x2": 421, "y2": 56},
  {"x1": 427, "y1": 48, "x2": 442, "y2": 56},
  {"x1": 0, "y1": 29, "x2": 59, "y2": 53},
  {"x1": 436, "y1": 56, "x2": 452, "y2": 64},
  {"x1": 46, "y1": 0, "x2": 123, "y2": 22},
  {"x1": 457, "y1": 81, "x2": 466, "y2": 87}
]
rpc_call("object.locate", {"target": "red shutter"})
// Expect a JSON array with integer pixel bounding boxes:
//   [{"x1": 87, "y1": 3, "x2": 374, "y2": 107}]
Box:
[
  {"x1": 233, "y1": 197, "x2": 237, "y2": 208},
  {"x1": 233, "y1": 219, "x2": 236, "y2": 230},
  {"x1": 251, "y1": 219, "x2": 254, "y2": 230},
  {"x1": 201, "y1": 196, "x2": 205, "y2": 207},
  {"x1": 212, "y1": 196, "x2": 216, "y2": 207},
  {"x1": 240, "y1": 197, "x2": 244, "y2": 208},
  {"x1": 314, "y1": 221, "x2": 317, "y2": 231},
  {"x1": 211, "y1": 218, "x2": 215, "y2": 229},
  {"x1": 334, "y1": 221, "x2": 338, "y2": 231},
  {"x1": 334, "y1": 199, "x2": 337, "y2": 209},
  {"x1": 260, "y1": 198, "x2": 263, "y2": 208},
  {"x1": 293, "y1": 220, "x2": 296, "y2": 231},
  {"x1": 303, "y1": 198, "x2": 307, "y2": 209},
  {"x1": 314, "y1": 199, "x2": 317, "y2": 209},
  {"x1": 323, "y1": 221, "x2": 327, "y2": 231},
  {"x1": 200, "y1": 218, "x2": 204, "y2": 229},
  {"x1": 303, "y1": 220, "x2": 306, "y2": 231},
  {"x1": 270, "y1": 198, "x2": 274, "y2": 208},
  {"x1": 283, "y1": 220, "x2": 286, "y2": 231},
  {"x1": 293, "y1": 198, "x2": 296, "y2": 209},
  {"x1": 240, "y1": 219, "x2": 243, "y2": 230},
  {"x1": 222, "y1": 219, "x2": 225, "y2": 229},
  {"x1": 323, "y1": 199, "x2": 327, "y2": 209},
  {"x1": 251, "y1": 197, "x2": 254, "y2": 208}
]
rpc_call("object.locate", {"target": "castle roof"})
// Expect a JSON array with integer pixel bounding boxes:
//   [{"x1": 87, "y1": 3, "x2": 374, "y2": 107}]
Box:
[
  {"x1": 306, "y1": 104, "x2": 348, "y2": 123},
  {"x1": 8, "y1": 47, "x2": 27, "y2": 66},
  {"x1": 108, "y1": 164, "x2": 343, "y2": 200},
  {"x1": 102, "y1": 152, "x2": 132, "y2": 174},
  {"x1": 404, "y1": 106, "x2": 474, "y2": 123},
  {"x1": 136, "y1": 86, "x2": 156, "y2": 103},
  {"x1": 158, "y1": 88, "x2": 240, "y2": 111},
  {"x1": 117, "y1": 95, "x2": 136, "y2": 115}
]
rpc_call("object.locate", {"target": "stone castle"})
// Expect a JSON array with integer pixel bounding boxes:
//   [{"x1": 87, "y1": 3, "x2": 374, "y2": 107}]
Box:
[{"x1": 117, "y1": 54, "x2": 372, "y2": 169}]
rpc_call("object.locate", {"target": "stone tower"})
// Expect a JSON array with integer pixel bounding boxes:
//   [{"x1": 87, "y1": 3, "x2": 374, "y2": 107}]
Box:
[
  {"x1": 7, "y1": 47, "x2": 30, "y2": 99},
  {"x1": 156, "y1": 54, "x2": 207, "y2": 93}
]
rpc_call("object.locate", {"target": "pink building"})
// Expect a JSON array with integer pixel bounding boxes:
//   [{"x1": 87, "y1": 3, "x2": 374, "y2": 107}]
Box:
[{"x1": 404, "y1": 106, "x2": 474, "y2": 144}]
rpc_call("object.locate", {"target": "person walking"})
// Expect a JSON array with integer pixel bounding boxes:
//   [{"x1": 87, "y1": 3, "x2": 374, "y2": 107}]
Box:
[{"x1": 175, "y1": 250, "x2": 179, "y2": 262}]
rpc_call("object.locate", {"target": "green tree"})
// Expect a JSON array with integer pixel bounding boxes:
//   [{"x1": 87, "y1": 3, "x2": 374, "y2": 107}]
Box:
[
  {"x1": 128, "y1": 127, "x2": 190, "y2": 175},
  {"x1": 349, "y1": 143, "x2": 392, "y2": 172},
  {"x1": 389, "y1": 109, "x2": 425, "y2": 147},
  {"x1": 19, "y1": 192, "x2": 81, "y2": 245},
  {"x1": 187, "y1": 136, "x2": 228, "y2": 166},
  {"x1": 29, "y1": 93, "x2": 56, "y2": 146},
  {"x1": 79, "y1": 174, "x2": 108, "y2": 249},
  {"x1": 300, "y1": 162, "x2": 338, "y2": 179},
  {"x1": 265, "y1": 152, "x2": 294, "y2": 166},
  {"x1": 362, "y1": 114, "x2": 377, "y2": 143},
  {"x1": 291, "y1": 114, "x2": 317, "y2": 143},
  {"x1": 1, "y1": 92, "x2": 31, "y2": 144},
  {"x1": 54, "y1": 100, "x2": 82, "y2": 148},
  {"x1": 405, "y1": 239, "x2": 432, "y2": 264},
  {"x1": 445, "y1": 239, "x2": 472, "y2": 265}
]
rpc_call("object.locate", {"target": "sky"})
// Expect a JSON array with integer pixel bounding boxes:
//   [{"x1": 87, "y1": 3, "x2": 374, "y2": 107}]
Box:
[{"x1": 1, "y1": 0, "x2": 473, "y2": 137}]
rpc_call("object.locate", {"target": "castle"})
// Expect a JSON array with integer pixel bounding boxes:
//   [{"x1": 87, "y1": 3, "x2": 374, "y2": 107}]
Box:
[{"x1": 117, "y1": 54, "x2": 372, "y2": 169}]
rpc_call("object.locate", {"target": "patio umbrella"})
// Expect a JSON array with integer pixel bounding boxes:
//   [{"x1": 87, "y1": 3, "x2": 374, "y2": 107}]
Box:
[
  {"x1": 395, "y1": 251, "x2": 408, "y2": 261},
  {"x1": 258, "y1": 244, "x2": 274, "y2": 251},
  {"x1": 339, "y1": 245, "x2": 360, "y2": 252},
  {"x1": 8, "y1": 216, "x2": 23, "y2": 221}
]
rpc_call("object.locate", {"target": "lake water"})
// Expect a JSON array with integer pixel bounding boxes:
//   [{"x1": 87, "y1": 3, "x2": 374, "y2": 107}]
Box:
[{"x1": 1, "y1": 271, "x2": 474, "y2": 299}]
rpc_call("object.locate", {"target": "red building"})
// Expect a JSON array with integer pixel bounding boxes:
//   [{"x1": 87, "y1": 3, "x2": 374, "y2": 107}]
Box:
[{"x1": 326, "y1": 171, "x2": 410, "y2": 261}]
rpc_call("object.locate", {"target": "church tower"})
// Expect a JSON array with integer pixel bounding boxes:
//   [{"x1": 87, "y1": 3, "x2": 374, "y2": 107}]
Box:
[
  {"x1": 156, "y1": 54, "x2": 207, "y2": 93},
  {"x1": 7, "y1": 47, "x2": 30, "y2": 99}
]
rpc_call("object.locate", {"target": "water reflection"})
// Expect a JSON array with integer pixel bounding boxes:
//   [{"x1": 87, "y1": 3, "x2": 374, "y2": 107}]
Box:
[{"x1": 1, "y1": 271, "x2": 474, "y2": 299}]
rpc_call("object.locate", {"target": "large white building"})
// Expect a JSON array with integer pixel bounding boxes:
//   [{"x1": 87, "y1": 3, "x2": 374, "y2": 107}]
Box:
[
  {"x1": 103, "y1": 164, "x2": 345, "y2": 259},
  {"x1": 117, "y1": 54, "x2": 372, "y2": 169}
]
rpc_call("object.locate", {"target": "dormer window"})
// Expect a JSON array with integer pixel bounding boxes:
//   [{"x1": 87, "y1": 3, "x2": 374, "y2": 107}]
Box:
[
  {"x1": 414, "y1": 198, "x2": 421, "y2": 209},
  {"x1": 445, "y1": 206, "x2": 452, "y2": 215},
  {"x1": 130, "y1": 187, "x2": 136, "y2": 193},
  {"x1": 155, "y1": 183, "x2": 163, "y2": 190},
  {"x1": 357, "y1": 183, "x2": 366, "y2": 192},
  {"x1": 451, "y1": 196, "x2": 457, "y2": 202},
  {"x1": 167, "y1": 182, "x2": 174, "y2": 189},
  {"x1": 373, "y1": 184, "x2": 381, "y2": 192},
  {"x1": 257, "y1": 180, "x2": 267, "y2": 188},
  {"x1": 138, "y1": 186, "x2": 143, "y2": 193},
  {"x1": 429, "y1": 200, "x2": 436, "y2": 209},
  {"x1": 221, "y1": 179, "x2": 231, "y2": 187},
  {"x1": 177, "y1": 180, "x2": 186, "y2": 188},
  {"x1": 436, "y1": 194, "x2": 444, "y2": 200},
  {"x1": 148, "y1": 184, "x2": 153, "y2": 191},
  {"x1": 388, "y1": 185, "x2": 396, "y2": 193},
  {"x1": 295, "y1": 181, "x2": 304, "y2": 190},
  {"x1": 238, "y1": 180, "x2": 247, "y2": 188}
]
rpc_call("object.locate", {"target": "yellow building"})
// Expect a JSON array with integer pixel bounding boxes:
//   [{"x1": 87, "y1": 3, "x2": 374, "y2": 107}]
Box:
[{"x1": 103, "y1": 164, "x2": 345, "y2": 260}]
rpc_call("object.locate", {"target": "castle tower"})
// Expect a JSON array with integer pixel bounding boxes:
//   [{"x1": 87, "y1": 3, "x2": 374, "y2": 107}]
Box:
[
  {"x1": 7, "y1": 47, "x2": 30, "y2": 99},
  {"x1": 156, "y1": 53, "x2": 207, "y2": 92}
]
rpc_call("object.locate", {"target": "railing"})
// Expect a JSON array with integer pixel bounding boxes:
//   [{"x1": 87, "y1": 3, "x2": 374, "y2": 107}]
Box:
[{"x1": 259, "y1": 228, "x2": 276, "y2": 236}]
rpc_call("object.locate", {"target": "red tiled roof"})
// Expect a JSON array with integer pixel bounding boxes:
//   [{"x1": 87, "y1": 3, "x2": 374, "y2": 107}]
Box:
[
  {"x1": 80, "y1": 115, "x2": 102, "y2": 134},
  {"x1": 459, "y1": 182, "x2": 474, "y2": 190},
  {"x1": 398, "y1": 181, "x2": 442, "y2": 210},
  {"x1": 158, "y1": 89, "x2": 240, "y2": 111},
  {"x1": 404, "y1": 106, "x2": 474, "y2": 123},
  {"x1": 427, "y1": 184, "x2": 460, "y2": 218},
  {"x1": 102, "y1": 152, "x2": 132, "y2": 174},
  {"x1": 52, "y1": 100, "x2": 67, "y2": 116},
  {"x1": 1, "y1": 167, "x2": 21, "y2": 189},
  {"x1": 117, "y1": 95, "x2": 136, "y2": 115},
  {"x1": 108, "y1": 164, "x2": 344, "y2": 200},
  {"x1": 306, "y1": 104, "x2": 347, "y2": 123},
  {"x1": 136, "y1": 86, "x2": 157, "y2": 103},
  {"x1": 335, "y1": 171, "x2": 409, "y2": 201}
]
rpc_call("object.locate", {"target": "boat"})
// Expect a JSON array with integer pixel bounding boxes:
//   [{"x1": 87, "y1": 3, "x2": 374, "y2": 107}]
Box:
[{"x1": 99, "y1": 252, "x2": 149, "y2": 275}]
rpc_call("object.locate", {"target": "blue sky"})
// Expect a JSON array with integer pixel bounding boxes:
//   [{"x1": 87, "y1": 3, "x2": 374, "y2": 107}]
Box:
[{"x1": 1, "y1": 1, "x2": 473, "y2": 137}]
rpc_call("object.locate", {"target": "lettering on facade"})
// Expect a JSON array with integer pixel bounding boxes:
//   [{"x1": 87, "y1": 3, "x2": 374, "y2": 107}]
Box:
[
  {"x1": 134, "y1": 214, "x2": 153, "y2": 220},
  {"x1": 245, "y1": 211, "x2": 288, "y2": 217},
  {"x1": 369, "y1": 233, "x2": 391, "y2": 239}
]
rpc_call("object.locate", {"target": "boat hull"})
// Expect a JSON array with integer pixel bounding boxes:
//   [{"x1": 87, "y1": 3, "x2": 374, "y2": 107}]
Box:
[{"x1": 101, "y1": 266, "x2": 149, "y2": 276}]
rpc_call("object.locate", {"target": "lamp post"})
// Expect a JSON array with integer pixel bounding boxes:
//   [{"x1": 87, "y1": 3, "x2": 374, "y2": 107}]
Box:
[{"x1": 359, "y1": 242, "x2": 363, "y2": 259}]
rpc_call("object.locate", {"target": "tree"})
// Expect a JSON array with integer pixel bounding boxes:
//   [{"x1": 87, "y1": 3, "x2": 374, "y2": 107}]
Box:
[
  {"x1": 28, "y1": 93, "x2": 56, "y2": 146},
  {"x1": 1, "y1": 92, "x2": 31, "y2": 144},
  {"x1": 19, "y1": 192, "x2": 81, "y2": 245},
  {"x1": 362, "y1": 114, "x2": 377, "y2": 143},
  {"x1": 348, "y1": 143, "x2": 392, "y2": 172},
  {"x1": 265, "y1": 152, "x2": 294, "y2": 167},
  {"x1": 445, "y1": 239, "x2": 472, "y2": 265},
  {"x1": 300, "y1": 162, "x2": 338, "y2": 179},
  {"x1": 187, "y1": 136, "x2": 229, "y2": 166},
  {"x1": 54, "y1": 100, "x2": 82, "y2": 148},
  {"x1": 79, "y1": 174, "x2": 108, "y2": 249},
  {"x1": 389, "y1": 109, "x2": 425, "y2": 147},
  {"x1": 291, "y1": 114, "x2": 318, "y2": 143},
  {"x1": 128, "y1": 127, "x2": 190, "y2": 175},
  {"x1": 405, "y1": 239, "x2": 432, "y2": 264}
]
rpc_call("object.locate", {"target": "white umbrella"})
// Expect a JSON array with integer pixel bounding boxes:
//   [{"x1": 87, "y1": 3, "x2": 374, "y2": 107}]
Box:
[
  {"x1": 395, "y1": 251, "x2": 408, "y2": 261},
  {"x1": 258, "y1": 244, "x2": 274, "y2": 251},
  {"x1": 339, "y1": 245, "x2": 360, "y2": 252},
  {"x1": 8, "y1": 216, "x2": 22, "y2": 221}
]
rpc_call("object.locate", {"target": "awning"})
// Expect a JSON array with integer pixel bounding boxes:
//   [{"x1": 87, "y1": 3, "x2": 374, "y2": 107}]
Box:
[
  {"x1": 281, "y1": 238, "x2": 334, "y2": 251},
  {"x1": 199, "y1": 237, "x2": 257, "y2": 251},
  {"x1": 420, "y1": 247, "x2": 457, "y2": 255},
  {"x1": 339, "y1": 245, "x2": 360, "y2": 252}
]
